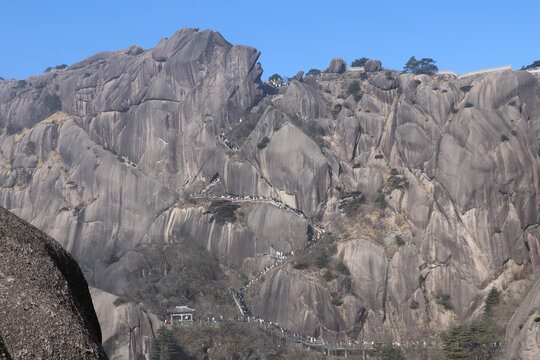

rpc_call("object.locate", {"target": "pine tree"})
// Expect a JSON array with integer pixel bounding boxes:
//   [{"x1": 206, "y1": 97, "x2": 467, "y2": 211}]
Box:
[
  {"x1": 443, "y1": 325, "x2": 471, "y2": 359},
  {"x1": 403, "y1": 56, "x2": 438, "y2": 75},
  {"x1": 484, "y1": 287, "x2": 500, "y2": 314}
]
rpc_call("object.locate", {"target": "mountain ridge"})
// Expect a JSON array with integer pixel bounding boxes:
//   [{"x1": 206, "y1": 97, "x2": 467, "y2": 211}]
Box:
[{"x1": 0, "y1": 27, "x2": 539, "y2": 359}]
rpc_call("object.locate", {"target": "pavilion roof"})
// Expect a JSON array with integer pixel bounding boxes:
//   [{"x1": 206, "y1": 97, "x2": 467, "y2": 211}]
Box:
[{"x1": 167, "y1": 305, "x2": 195, "y2": 314}]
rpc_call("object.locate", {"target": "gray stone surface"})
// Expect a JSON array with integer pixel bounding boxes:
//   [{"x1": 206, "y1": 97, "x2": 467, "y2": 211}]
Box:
[
  {"x1": 252, "y1": 265, "x2": 346, "y2": 336},
  {"x1": 1, "y1": 28, "x2": 540, "y2": 351},
  {"x1": 506, "y1": 277, "x2": 540, "y2": 360},
  {"x1": 364, "y1": 59, "x2": 382, "y2": 72},
  {"x1": 0, "y1": 207, "x2": 107, "y2": 359},
  {"x1": 91, "y1": 288, "x2": 159, "y2": 360},
  {"x1": 326, "y1": 57, "x2": 346, "y2": 74}
]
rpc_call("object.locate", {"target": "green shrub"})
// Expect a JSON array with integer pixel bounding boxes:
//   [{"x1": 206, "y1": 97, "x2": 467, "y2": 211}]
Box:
[
  {"x1": 204, "y1": 200, "x2": 240, "y2": 223},
  {"x1": 306, "y1": 69, "x2": 321, "y2": 77},
  {"x1": 43, "y1": 93, "x2": 62, "y2": 112},
  {"x1": 395, "y1": 235, "x2": 405, "y2": 247},
  {"x1": 73, "y1": 202, "x2": 85, "y2": 216},
  {"x1": 54, "y1": 64, "x2": 68, "y2": 70},
  {"x1": 338, "y1": 192, "x2": 365, "y2": 215},
  {"x1": 500, "y1": 134, "x2": 509, "y2": 142},
  {"x1": 347, "y1": 80, "x2": 361, "y2": 94},
  {"x1": 375, "y1": 190, "x2": 386, "y2": 208},
  {"x1": 24, "y1": 141, "x2": 36, "y2": 155},
  {"x1": 269, "y1": 73, "x2": 282, "y2": 83},
  {"x1": 518, "y1": 323, "x2": 523, "y2": 329},
  {"x1": 315, "y1": 250, "x2": 329, "y2": 268},
  {"x1": 464, "y1": 102, "x2": 473, "y2": 108},
  {"x1": 375, "y1": 154, "x2": 384, "y2": 159},
  {"x1": 6, "y1": 123, "x2": 22, "y2": 135},
  {"x1": 323, "y1": 270, "x2": 334, "y2": 281},
  {"x1": 388, "y1": 173, "x2": 407, "y2": 190},
  {"x1": 375, "y1": 344, "x2": 406, "y2": 360},
  {"x1": 107, "y1": 253, "x2": 120, "y2": 264},
  {"x1": 460, "y1": 85, "x2": 473, "y2": 92},
  {"x1": 257, "y1": 136, "x2": 270, "y2": 149},
  {"x1": 494, "y1": 226, "x2": 501, "y2": 234},
  {"x1": 434, "y1": 293, "x2": 452, "y2": 310},
  {"x1": 335, "y1": 262, "x2": 350, "y2": 275},
  {"x1": 351, "y1": 57, "x2": 368, "y2": 67},
  {"x1": 293, "y1": 262, "x2": 309, "y2": 270},
  {"x1": 331, "y1": 298, "x2": 343, "y2": 306},
  {"x1": 113, "y1": 296, "x2": 129, "y2": 307},
  {"x1": 534, "y1": 316, "x2": 540, "y2": 322},
  {"x1": 331, "y1": 104, "x2": 342, "y2": 119},
  {"x1": 410, "y1": 300, "x2": 419, "y2": 309}
]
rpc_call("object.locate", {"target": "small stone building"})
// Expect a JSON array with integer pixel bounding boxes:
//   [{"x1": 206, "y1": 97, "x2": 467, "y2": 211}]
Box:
[{"x1": 167, "y1": 306, "x2": 195, "y2": 323}]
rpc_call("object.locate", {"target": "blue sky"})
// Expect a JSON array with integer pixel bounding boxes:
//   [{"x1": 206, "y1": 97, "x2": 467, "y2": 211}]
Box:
[{"x1": 1, "y1": 0, "x2": 539, "y2": 80}]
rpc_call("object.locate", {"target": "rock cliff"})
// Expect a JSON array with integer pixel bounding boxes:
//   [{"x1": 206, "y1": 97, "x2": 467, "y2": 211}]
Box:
[
  {"x1": 90, "y1": 288, "x2": 159, "y2": 360},
  {"x1": 505, "y1": 276, "x2": 540, "y2": 359},
  {"x1": 1, "y1": 28, "x2": 540, "y2": 358},
  {"x1": 0, "y1": 206, "x2": 107, "y2": 359}
]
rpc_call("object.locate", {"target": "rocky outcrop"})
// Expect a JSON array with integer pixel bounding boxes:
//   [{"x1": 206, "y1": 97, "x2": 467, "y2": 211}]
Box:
[
  {"x1": 252, "y1": 265, "x2": 346, "y2": 336},
  {"x1": 91, "y1": 288, "x2": 159, "y2": 360},
  {"x1": 0, "y1": 207, "x2": 107, "y2": 359},
  {"x1": 506, "y1": 277, "x2": 540, "y2": 359},
  {"x1": 163, "y1": 202, "x2": 308, "y2": 270},
  {"x1": 364, "y1": 59, "x2": 382, "y2": 72},
  {"x1": 326, "y1": 57, "x2": 346, "y2": 74}
]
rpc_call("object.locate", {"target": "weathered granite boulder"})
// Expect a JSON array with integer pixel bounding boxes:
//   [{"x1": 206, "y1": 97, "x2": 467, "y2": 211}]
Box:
[
  {"x1": 0, "y1": 207, "x2": 107, "y2": 359},
  {"x1": 252, "y1": 265, "x2": 345, "y2": 336},
  {"x1": 364, "y1": 59, "x2": 382, "y2": 72},
  {"x1": 326, "y1": 57, "x2": 346, "y2": 74}
]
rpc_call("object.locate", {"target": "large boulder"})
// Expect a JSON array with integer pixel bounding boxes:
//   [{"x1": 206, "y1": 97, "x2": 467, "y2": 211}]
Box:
[
  {"x1": 326, "y1": 57, "x2": 346, "y2": 74},
  {"x1": 0, "y1": 207, "x2": 107, "y2": 359},
  {"x1": 364, "y1": 59, "x2": 382, "y2": 72}
]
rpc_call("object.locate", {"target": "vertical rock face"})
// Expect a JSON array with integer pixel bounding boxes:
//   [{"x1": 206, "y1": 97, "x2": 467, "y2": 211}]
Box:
[
  {"x1": 252, "y1": 265, "x2": 346, "y2": 335},
  {"x1": 90, "y1": 288, "x2": 160, "y2": 360},
  {"x1": 0, "y1": 206, "x2": 107, "y2": 359},
  {"x1": 505, "y1": 277, "x2": 540, "y2": 360},
  {"x1": 1, "y1": 28, "x2": 540, "y2": 353}
]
